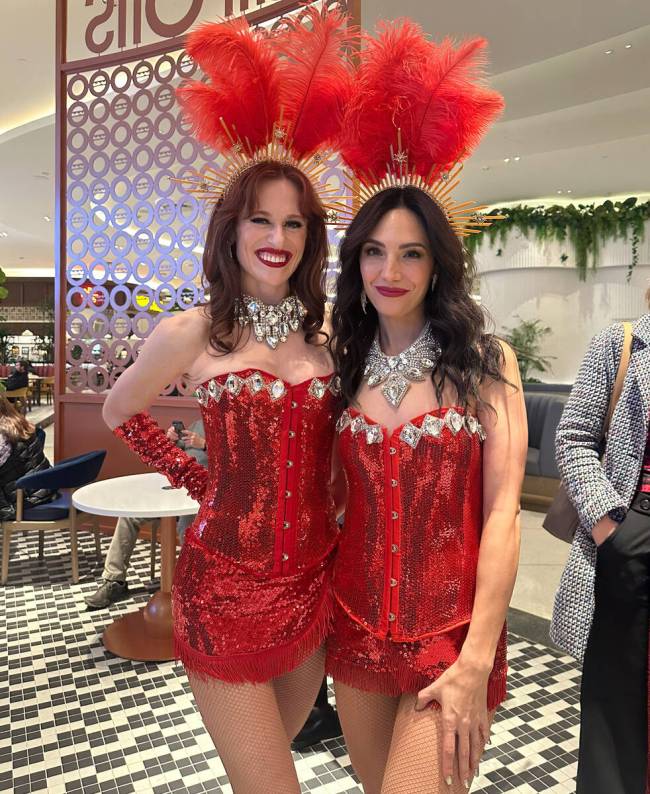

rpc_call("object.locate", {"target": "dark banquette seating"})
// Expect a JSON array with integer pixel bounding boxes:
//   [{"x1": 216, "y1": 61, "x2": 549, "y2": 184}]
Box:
[{"x1": 521, "y1": 390, "x2": 568, "y2": 510}]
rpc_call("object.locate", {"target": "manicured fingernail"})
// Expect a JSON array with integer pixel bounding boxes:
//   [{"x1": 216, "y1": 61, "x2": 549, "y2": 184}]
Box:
[
  {"x1": 464, "y1": 781, "x2": 470, "y2": 790},
  {"x1": 445, "y1": 776, "x2": 452, "y2": 786}
]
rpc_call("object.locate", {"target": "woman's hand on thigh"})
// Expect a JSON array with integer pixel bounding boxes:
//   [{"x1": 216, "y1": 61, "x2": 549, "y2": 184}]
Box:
[{"x1": 415, "y1": 660, "x2": 490, "y2": 787}]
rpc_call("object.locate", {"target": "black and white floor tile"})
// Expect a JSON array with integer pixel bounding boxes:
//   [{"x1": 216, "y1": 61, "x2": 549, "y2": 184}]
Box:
[{"x1": 1, "y1": 530, "x2": 580, "y2": 793}]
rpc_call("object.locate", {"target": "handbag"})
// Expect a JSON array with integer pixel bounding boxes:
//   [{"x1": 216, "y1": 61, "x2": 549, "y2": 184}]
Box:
[{"x1": 543, "y1": 321, "x2": 633, "y2": 542}]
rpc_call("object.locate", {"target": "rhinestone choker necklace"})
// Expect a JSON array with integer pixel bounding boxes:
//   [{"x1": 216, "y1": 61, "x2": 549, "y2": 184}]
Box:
[
  {"x1": 363, "y1": 323, "x2": 441, "y2": 407},
  {"x1": 236, "y1": 294, "x2": 307, "y2": 350}
]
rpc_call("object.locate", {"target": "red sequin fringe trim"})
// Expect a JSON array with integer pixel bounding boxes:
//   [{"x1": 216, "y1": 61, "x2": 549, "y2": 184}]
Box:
[
  {"x1": 327, "y1": 658, "x2": 507, "y2": 711},
  {"x1": 174, "y1": 590, "x2": 333, "y2": 684}
]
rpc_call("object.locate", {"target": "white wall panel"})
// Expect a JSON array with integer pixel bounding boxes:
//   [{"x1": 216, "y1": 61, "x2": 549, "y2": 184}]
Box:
[{"x1": 476, "y1": 222, "x2": 650, "y2": 382}]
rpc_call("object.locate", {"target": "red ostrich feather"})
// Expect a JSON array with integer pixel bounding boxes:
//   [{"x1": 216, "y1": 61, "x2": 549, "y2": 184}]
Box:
[
  {"x1": 339, "y1": 19, "x2": 504, "y2": 179},
  {"x1": 177, "y1": 17, "x2": 281, "y2": 153},
  {"x1": 274, "y1": 6, "x2": 356, "y2": 157}
]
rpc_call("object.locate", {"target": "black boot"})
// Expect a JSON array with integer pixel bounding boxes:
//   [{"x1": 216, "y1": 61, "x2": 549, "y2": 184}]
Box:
[{"x1": 291, "y1": 680, "x2": 342, "y2": 751}]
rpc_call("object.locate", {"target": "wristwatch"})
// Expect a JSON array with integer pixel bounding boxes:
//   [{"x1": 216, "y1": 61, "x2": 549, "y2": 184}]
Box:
[{"x1": 607, "y1": 507, "x2": 626, "y2": 523}]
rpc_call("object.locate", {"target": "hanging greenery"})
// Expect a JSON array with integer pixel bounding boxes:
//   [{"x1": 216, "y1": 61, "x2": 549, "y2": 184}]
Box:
[{"x1": 466, "y1": 197, "x2": 650, "y2": 281}]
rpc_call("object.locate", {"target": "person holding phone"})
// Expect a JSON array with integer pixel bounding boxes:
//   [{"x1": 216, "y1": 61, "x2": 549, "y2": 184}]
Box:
[
  {"x1": 84, "y1": 419, "x2": 206, "y2": 609},
  {"x1": 102, "y1": 11, "x2": 354, "y2": 791}
]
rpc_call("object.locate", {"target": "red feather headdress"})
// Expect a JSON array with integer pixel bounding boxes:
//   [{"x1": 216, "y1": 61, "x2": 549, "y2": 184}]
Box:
[
  {"x1": 175, "y1": 7, "x2": 355, "y2": 219},
  {"x1": 337, "y1": 19, "x2": 505, "y2": 236}
]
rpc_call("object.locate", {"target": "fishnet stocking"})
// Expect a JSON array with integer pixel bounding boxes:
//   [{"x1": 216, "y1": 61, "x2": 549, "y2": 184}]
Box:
[
  {"x1": 382, "y1": 697, "x2": 496, "y2": 794},
  {"x1": 334, "y1": 681, "x2": 399, "y2": 794},
  {"x1": 187, "y1": 648, "x2": 325, "y2": 794},
  {"x1": 273, "y1": 645, "x2": 326, "y2": 740},
  {"x1": 334, "y1": 683, "x2": 495, "y2": 794}
]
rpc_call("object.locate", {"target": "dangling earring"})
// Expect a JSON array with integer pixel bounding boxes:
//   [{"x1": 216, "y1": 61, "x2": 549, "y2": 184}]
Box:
[
  {"x1": 430, "y1": 274, "x2": 438, "y2": 292},
  {"x1": 360, "y1": 290, "x2": 368, "y2": 314}
]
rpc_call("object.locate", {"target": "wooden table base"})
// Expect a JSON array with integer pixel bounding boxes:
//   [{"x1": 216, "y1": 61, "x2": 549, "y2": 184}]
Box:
[{"x1": 102, "y1": 516, "x2": 177, "y2": 662}]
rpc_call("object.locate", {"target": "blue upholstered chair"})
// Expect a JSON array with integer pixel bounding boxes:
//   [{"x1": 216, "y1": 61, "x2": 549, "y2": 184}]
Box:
[{"x1": 1, "y1": 449, "x2": 106, "y2": 585}]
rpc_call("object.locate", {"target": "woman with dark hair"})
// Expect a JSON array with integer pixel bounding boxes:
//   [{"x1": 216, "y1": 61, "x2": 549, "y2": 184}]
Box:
[
  {"x1": 326, "y1": 23, "x2": 527, "y2": 793},
  {"x1": 103, "y1": 12, "x2": 353, "y2": 792},
  {"x1": 0, "y1": 393, "x2": 54, "y2": 521}
]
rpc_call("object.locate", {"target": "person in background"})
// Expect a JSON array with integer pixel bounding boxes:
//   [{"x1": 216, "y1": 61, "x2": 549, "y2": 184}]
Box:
[
  {"x1": 291, "y1": 679, "x2": 342, "y2": 750},
  {"x1": 4, "y1": 360, "x2": 29, "y2": 393},
  {"x1": 552, "y1": 308, "x2": 650, "y2": 794},
  {"x1": 85, "y1": 419, "x2": 206, "y2": 609},
  {"x1": 0, "y1": 393, "x2": 55, "y2": 520}
]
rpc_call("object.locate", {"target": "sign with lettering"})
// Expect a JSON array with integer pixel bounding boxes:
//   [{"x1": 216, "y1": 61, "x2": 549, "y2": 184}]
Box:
[{"x1": 66, "y1": 0, "x2": 291, "y2": 62}]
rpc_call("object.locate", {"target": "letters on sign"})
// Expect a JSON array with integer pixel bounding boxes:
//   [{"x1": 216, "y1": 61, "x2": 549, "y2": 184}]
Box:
[{"x1": 84, "y1": 0, "x2": 204, "y2": 54}]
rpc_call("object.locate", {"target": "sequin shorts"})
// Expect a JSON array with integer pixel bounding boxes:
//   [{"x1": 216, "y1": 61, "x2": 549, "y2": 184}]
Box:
[
  {"x1": 326, "y1": 599, "x2": 508, "y2": 708},
  {"x1": 172, "y1": 538, "x2": 334, "y2": 683}
]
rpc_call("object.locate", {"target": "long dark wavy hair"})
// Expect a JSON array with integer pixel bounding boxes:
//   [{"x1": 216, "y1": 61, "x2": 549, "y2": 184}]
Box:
[
  {"x1": 201, "y1": 161, "x2": 329, "y2": 354},
  {"x1": 330, "y1": 187, "x2": 508, "y2": 411}
]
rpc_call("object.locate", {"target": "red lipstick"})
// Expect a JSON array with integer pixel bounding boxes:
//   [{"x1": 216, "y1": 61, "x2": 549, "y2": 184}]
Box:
[
  {"x1": 375, "y1": 286, "x2": 409, "y2": 297},
  {"x1": 255, "y1": 248, "x2": 292, "y2": 268}
]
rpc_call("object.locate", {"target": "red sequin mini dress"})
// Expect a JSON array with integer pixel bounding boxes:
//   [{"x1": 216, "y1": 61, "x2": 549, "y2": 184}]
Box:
[
  {"x1": 116, "y1": 369, "x2": 340, "y2": 683},
  {"x1": 326, "y1": 406, "x2": 507, "y2": 707}
]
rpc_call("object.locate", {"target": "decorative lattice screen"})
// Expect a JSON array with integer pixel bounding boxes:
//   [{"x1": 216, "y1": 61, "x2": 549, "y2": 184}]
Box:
[{"x1": 63, "y1": 0, "x2": 349, "y2": 397}]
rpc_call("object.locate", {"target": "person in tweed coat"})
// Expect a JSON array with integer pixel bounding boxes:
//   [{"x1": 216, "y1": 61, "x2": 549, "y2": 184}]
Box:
[{"x1": 551, "y1": 313, "x2": 650, "y2": 793}]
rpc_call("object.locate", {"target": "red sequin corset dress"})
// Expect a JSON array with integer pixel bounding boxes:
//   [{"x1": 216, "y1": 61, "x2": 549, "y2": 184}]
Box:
[
  {"x1": 326, "y1": 406, "x2": 507, "y2": 706},
  {"x1": 172, "y1": 369, "x2": 340, "y2": 682}
]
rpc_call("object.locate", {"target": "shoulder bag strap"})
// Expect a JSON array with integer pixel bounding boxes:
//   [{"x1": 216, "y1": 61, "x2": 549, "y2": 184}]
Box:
[{"x1": 604, "y1": 321, "x2": 633, "y2": 435}]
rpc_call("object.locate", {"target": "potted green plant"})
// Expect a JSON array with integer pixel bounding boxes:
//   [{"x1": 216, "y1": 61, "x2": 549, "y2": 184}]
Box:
[{"x1": 502, "y1": 317, "x2": 555, "y2": 383}]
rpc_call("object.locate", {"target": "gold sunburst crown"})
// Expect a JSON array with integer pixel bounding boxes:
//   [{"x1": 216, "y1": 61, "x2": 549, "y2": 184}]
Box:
[
  {"x1": 336, "y1": 130, "x2": 503, "y2": 236},
  {"x1": 173, "y1": 117, "x2": 350, "y2": 225}
]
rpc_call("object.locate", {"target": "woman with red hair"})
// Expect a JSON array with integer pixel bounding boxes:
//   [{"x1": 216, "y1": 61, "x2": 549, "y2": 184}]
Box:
[{"x1": 104, "y1": 11, "x2": 353, "y2": 792}]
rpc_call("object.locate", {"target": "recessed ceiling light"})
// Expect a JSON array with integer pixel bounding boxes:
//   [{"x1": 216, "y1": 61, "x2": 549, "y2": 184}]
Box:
[
  {"x1": 503, "y1": 157, "x2": 510, "y2": 163},
  {"x1": 605, "y1": 49, "x2": 613, "y2": 55},
  {"x1": 557, "y1": 190, "x2": 563, "y2": 194},
  {"x1": 0, "y1": 231, "x2": 8, "y2": 238},
  {"x1": 566, "y1": 190, "x2": 572, "y2": 194},
  {"x1": 625, "y1": 43, "x2": 632, "y2": 49},
  {"x1": 43, "y1": 215, "x2": 51, "y2": 222},
  {"x1": 513, "y1": 156, "x2": 521, "y2": 161}
]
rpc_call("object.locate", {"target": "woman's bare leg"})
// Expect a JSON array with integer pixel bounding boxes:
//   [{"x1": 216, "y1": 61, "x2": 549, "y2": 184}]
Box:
[
  {"x1": 381, "y1": 696, "x2": 496, "y2": 793},
  {"x1": 188, "y1": 672, "x2": 301, "y2": 794},
  {"x1": 333, "y1": 681, "x2": 400, "y2": 794},
  {"x1": 272, "y1": 646, "x2": 326, "y2": 740}
]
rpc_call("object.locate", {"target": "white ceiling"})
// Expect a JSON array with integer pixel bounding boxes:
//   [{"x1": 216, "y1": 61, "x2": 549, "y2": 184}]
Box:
[{"x1": 0, "y1": 0, "x2": 649, "y2": 274}]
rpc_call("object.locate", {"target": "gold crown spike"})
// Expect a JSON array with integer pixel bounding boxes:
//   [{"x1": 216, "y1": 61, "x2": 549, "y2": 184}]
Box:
[
  {"x1": 335, "y1": 131, "x2": 504, "y2": 237},
  {"x1": 170, "y1": 116, "x2": 350, "y2": 224}
]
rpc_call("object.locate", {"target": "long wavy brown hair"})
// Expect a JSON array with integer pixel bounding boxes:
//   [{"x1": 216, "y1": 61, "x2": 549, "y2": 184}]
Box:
[
  {"x1": 0, "y1": 393, "x2": 34, "y2": 444},
  {"x1": 330, "y1": 187, "x2": 509, "y2": 411},
  {"x1": 201, "y1": 161, "x2": 329, "y2": 354}
]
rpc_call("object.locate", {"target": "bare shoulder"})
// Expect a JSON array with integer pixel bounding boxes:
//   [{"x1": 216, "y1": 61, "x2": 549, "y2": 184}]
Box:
[
  {"x1": 495, "y1": 338, "x2": 519, "y2": 374},
  {"x1": 477, "y1": 337, "x2": 523, "y2": 421},
  {"x1": 151, "y1": 306, "x2": 210, "y2": 351}
]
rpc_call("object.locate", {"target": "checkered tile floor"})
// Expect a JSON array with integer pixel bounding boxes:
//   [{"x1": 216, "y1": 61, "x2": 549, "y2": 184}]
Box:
[{"x1": 0, "y1": 530, "x2": 580, "y2": 793}]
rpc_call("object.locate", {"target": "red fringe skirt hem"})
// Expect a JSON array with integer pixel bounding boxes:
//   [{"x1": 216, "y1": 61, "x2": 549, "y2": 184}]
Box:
[
  {"x1": 327, "y1": 657, "x2": 507, "y2": 710},
  {"x1": 174, "y1": 588, "x2": 333, "y2": 684}
]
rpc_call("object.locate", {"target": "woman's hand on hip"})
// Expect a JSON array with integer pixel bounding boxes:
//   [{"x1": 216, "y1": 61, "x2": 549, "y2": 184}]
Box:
[{"x1": 415, "y1": 657, "x2": 491, "y2": 788}]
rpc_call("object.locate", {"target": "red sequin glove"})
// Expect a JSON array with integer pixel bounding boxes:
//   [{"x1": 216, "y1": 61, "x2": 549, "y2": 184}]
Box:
[{"x1": 114, "y1": 412, "x2": 208, "y2": 503}]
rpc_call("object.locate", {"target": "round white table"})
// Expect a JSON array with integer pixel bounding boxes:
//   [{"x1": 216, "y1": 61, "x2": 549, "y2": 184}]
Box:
[{"x1": 73, "y1": 472, "x2": 199, "y2": 662}]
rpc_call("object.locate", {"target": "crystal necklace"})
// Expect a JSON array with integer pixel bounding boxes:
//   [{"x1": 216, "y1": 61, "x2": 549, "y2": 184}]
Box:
[
  {"x1": 235, "y1": 294, "x2": 307, "y2": 350},
  {"x1": 363, "y1": 323, "x2": 441, "y2": 408}
]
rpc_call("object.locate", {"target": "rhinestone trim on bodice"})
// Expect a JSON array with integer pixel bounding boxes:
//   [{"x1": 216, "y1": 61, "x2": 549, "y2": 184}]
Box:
[
  {"x1": 194, "y1": 372, "x2": 341, "y2": 407},
  {"x1": 336, "y1": 407, "x2": 486, "y2": 447}
]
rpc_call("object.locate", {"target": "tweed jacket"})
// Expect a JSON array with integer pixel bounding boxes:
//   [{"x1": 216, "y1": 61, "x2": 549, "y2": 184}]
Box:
[{"x1": 550, "y1": 314, "x2": 650, "y2": 660}]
